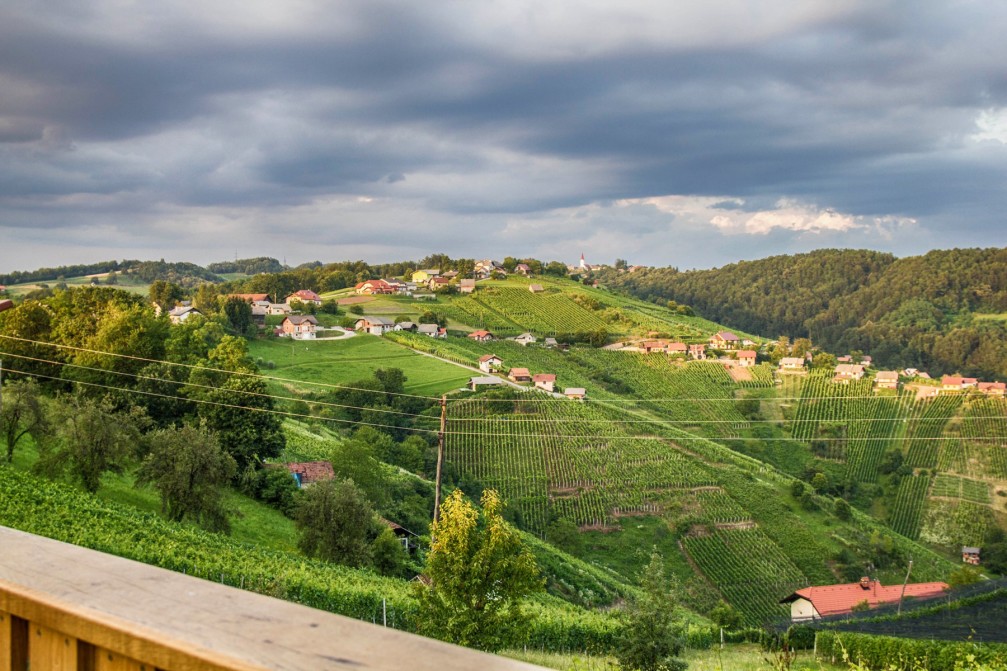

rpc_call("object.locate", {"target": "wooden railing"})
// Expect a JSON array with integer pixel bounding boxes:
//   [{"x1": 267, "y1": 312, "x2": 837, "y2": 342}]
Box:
[{"x1": 0, "y1": 526, "x2": 544, "y2": 670}]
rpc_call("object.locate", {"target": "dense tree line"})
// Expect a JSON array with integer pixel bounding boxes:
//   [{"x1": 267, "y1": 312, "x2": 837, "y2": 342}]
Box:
[
  {"x1": 206, "y1": 257, "x2": 285, "y2": 275},
  {"x1": 0, "y1": 260, "x2": 130, "y2": 286},
  {"x1": 597, "y1": 247, "x2": 1007, "y2": 379}
]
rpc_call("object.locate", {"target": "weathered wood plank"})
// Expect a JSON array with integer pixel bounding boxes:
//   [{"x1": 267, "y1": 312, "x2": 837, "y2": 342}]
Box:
[
  {"x1": 30, "y1": 623, "x2": 77, "y2": 670},
  {"x1": 0, "y1": 526, "x2": 545, "y2": 671}
]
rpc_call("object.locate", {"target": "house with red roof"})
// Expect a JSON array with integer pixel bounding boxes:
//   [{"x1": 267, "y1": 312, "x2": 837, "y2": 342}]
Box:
[
  {"x1": 283, "y1": 461, "x2": 335, "y2": 488},
  {"x1": 467, "y1": 330, "x2": 495, "y2": 342},
  {"x1": 508, "y1": 367, "x2": 532, "y2": 383},
  {"x1": 533, "y1": 374, "x2": 557, "y2": 393},
  {"x1": 285, "y1": 290, "x2": 323, "y2": 305},
  {"x1": 978, "y1": 382, "x2": 1006, "y2": 397},
  {"x1": 736, "y1": 350, "x2": 757, "y2": 367},
  {"x1": 780, "y1": 578, "x2": 947, "y2": 622},
  {"x1": 228, "y1": 293, "x2": 271, "y2": 303},
  {"x1": 688, "y1": 344, "x2": 706, "y2": 360},
  {"x1": 478, "y1": 354, "x2": 502, "y2": 373},
  {"x1": 354, "y1": 279, "x2": 394, "y2": 295}
]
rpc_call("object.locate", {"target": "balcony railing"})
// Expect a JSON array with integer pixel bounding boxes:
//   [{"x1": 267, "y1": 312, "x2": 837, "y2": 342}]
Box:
[{"x1": 0, "y1": 525, "x2": 544, "y2": 670}]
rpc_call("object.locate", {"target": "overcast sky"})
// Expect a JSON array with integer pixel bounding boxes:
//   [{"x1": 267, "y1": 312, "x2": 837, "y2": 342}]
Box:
[{"x1": 2, "y1": 1, "x2": 1006, "y2": 273}]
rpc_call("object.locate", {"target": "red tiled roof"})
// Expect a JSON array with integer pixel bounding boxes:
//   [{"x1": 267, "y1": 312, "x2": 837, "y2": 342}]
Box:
[
  {"x1": 533, "y1": 374, "x2": 556, "y2": 382},
  {"x1": 942, "y1": 376, "x2": 965, "y2": 386},
  {"x1": 737, "y1": 350, "x2": 757, "y2": 358},
  {"x1": 468, "y1": 330, "x2": 492, "y2": 338},
  {"x1": 782, "y1": 580, "x2": 947, "y2": 617},
  {"x1": 510, "y1": 367, "x2": 531, "y2": 377},
  {"x1": 284, "y1": 461, "x2": 334, "y2": 486},
  {"x1": 478, "y1": 354, "x2": 501, "y2": 362},
  {"x1": 289, "y1": 289, "x2": 322, "y2": 302}
]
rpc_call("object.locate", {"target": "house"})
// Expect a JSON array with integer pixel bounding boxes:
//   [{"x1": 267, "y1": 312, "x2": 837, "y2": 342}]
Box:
[
  {"x1": 441, "y1": 270, "x2": 459, "y2": 280},
  {"x1": 688, "y1": 344, "x2": 707, "y2": 360},
  {"x1": 282, "y1": 315, "x2": 319, "y2": 339},
  {"x1": 544, "y1": 337, "x2": 559, "y2": 348},
  {"x1": 513, "y1": 333, "x2": 537, "y2": 346},
  {"x1": 667, "y1": 342, "x2": 688, "y2": 355},
  {"x1": 285, "y1": 290, "x2": 323, "y2": 306},
  {"x1": 515, "y1": 263, "x2": 531, "y2": 276},
  {"x1": 474, "y1": 260, "x2": 503, "y2": 277},
  {"x1": 915, "y1": 385, "x2": 941, "y2": 399},
  {"x1": 736, "y1": 350, "x2": 757, "y2": 367},
  {"x1": 250, "y1": 304, "x2": 268, "y2": 326},
  {"x1": 478, "y1": 354, "x2": 503, "y2": 373},
  {"x1": 509, "y1": 367, "x2": 532, "y2": 383},
  {"x1": 861, "y1": 355, "x2": 873, "y2": 366},
  {"x1": 468, "y1": 330, "x2": 495, "y2": 342},
  {"x1": 962, "y1": 546, "x2": 981, "y2": 565},
  {"x1": 779, "y1": 357, "x2": 805, "y2": 372},
  {"x1": 833, "y1": 364, "x2": 865, "y2": 383},
  {"x1": 284, "y1": 461, "x2": 334, "y2": 488},
  {"x1": 395, "y1": 321, "x2": 417, "y2": 332},
  {"x1": 167, "y1": 306, "x2": 201, "y2": 325},
  {"x1": 354, "y1": 279, "x2": 394, "y2": 295},
  {"x1": 411, "y1": 269, "x2": 440, "y2": 283},
  {"x1": 416, "y1": 323, "x2": 446, "y2": 338},
  {"x1": 427, "y1": 277, "x2": 451, "y2": 291},
  {"x1": 564, "y1": 387, "x2": 587, "y2": 400},
  {"x1": 267, "y1": 303, "x2": 292, "y2": 316},
  {"x1": 459, "y1": 279, "x2": 476, "y2": 294},
  {"x1": 709, "y1": 331, "x2": 740, "y2": 349},
  {"x1": 642, "y1": 340, "x2": 670, "y2": 354},
  {"x1": 469, "y1": 376, "x2": 504, "y2": 391},
  {"x1": 780, "y1": 578, "x2": 948, "y2": 622},
  {"x1": 533, "y1": 373, "x2": 556, "y2": 393},
  {"x1": 874, "y1": 371, "x2": 900, "y2": 389},
  {"x1": 978, "y1": 382, "x2": 1007, "y2": 397},
  {"x1": 941, "y1": 376, "x2": 976, "y2": 392},
  {"x1": 528, "y1": 284, "x2": 545, "y2": 293},
  {"x1": 354, "y1": 316, "x2": 395, "y2": 335},
  {"x1": 228, "y1": 293, "x2": 271, "y2": 303},
  {"x1": 837, "y1": 355, "x2": 853, "y2": 364},
  {"x1": 381, "y1": 518, "x2": 421, "y2": 553},
  {"x1": 904, "y1": 368, "x2": 920, "y2": 377}
]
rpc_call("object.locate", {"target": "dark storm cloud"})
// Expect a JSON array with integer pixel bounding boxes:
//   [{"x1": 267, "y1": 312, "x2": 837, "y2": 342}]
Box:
[{"x1": 1, "y1": 0, "x2": 1006, "y2": 271}]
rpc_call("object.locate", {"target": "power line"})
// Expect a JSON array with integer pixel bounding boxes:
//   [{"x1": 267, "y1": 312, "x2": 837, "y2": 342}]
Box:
[
  {"x1": 0, "y1": 350, "x2": 433, "y2": 420},
  {"x1": 0, "y1": 334, "x2": 438, "y2": 400},
  {"x1": 0, "y1": 364, "x2": 441, "y2": 436}
]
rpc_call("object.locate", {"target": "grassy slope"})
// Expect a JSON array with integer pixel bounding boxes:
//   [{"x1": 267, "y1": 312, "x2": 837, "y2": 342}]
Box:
[{"x1": 247, "y1": 334, "x2": 474, "y2": 396}]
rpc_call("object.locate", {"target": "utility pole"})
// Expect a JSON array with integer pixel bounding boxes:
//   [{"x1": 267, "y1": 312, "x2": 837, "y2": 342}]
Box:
[
  {"x1": 433, "y1": 394, "x2": 447, "y2": 527},
  {"x1": 898, "y1": 558, "x2": 914, "y2": 615}
]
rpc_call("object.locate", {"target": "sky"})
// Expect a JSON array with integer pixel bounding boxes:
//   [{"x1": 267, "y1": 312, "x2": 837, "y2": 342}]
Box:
[{"x1": 2, "y1": 0, "x2": 1007, "y2": 273}]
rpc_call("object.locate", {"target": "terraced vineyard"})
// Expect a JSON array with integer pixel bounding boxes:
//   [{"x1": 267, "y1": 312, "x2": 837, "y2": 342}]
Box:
[
  {"x1": 960, "y1": 397, "x2": 1007, "y2": 478},
  {"x1": 904, "y1": 394, "x2": 963, "y2": 469},
  {"x1": 888, "y1": 475, "x2": 931, "y2": 539},
  {"x1": 682, "y1": 527, "x2": 807, "y2": 625},
  {"x1": 931, "y1": 473, "x2": 991, "y2": 504},
  {"x1": 447, "y1": 398, "x2": 716, "y2": 533}
]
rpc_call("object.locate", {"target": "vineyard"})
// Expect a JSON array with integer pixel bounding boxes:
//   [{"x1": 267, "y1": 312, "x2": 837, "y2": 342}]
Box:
[
  {"x1": 681, "y1": 527, "x2": 807, "y2": 625},
  {"x1": 0, "y1": 467, "x2": 621, "y2": 650},
  {"x1": 888, "y1": 475, "x2": 931, "y2": 539},
  {"x1": 447, "y1": 398, "x2": 717, "y2": 533}
]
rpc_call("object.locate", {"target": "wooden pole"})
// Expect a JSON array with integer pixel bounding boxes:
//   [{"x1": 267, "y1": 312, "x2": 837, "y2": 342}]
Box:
[
  {"x1": 897, "y1": 558, "x2": 913, "y2": 615},
  {"x1": 433, "y1": 395, "x2": 447, "y2": 527}
]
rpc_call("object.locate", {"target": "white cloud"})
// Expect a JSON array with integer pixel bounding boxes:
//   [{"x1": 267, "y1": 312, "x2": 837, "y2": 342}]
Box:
[{"x1": 972, "y1": 108, "x2": 1007, "y2": 145}]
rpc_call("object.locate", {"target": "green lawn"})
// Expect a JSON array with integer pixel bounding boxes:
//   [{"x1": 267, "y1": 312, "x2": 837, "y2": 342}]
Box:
[{"x1": 247, "y1": 335, "x2": 474, "y2": 395}]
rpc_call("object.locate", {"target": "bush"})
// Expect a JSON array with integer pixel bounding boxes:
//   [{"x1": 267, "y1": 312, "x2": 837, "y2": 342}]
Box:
[{"x1": 815, "y1": 630, "x2": 1007, "y2": 671}]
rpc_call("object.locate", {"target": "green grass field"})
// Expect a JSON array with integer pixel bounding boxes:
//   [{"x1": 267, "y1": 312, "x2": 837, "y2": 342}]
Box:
[{"x1": 246, "y1": 334, "x2": 474, "y2": 395}]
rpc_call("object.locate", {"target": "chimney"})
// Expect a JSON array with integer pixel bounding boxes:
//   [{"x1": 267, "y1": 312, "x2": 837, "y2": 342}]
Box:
[{"x1": 859, "y1": 576, "x2": 871, "y2": 590}]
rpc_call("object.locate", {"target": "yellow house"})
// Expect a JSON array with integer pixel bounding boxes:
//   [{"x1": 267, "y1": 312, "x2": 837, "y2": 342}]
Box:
[{"x1": 411, "y1": 269, "x2": 440, "y2": 283}]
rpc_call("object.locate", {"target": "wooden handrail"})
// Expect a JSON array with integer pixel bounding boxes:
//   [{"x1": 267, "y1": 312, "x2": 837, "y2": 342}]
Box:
[{"x1": 0, "y1": 526, "x2": 545, "y2": 670}]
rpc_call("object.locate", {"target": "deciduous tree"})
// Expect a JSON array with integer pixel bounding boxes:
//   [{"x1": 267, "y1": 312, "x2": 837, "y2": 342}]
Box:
[
  {"x1": 136, "y1": 421, "x2": 236, "y2": 532},
  {"x1": 615, "y1": 550, "x2": 688, "y2": 671},
  {"x1": 1, "y1": 378, "x2": 48, "y2": 463},
  {"x1": 416, "y1": 489, "x2": 542, "y2": 651},
  {"x1": 295, "y1": 478, "x2": 375, "y2": 568}
]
